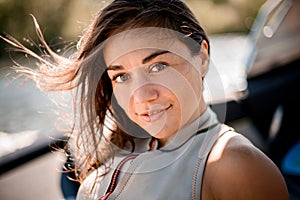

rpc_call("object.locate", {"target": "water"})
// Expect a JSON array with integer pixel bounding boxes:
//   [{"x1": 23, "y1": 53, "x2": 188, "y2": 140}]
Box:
[
  {"x1": 0, "y1": 65, "x2": 59, "y2": 130},
  {"x1": 0, "y1": 64, "x2": 64, "y2": 157}
]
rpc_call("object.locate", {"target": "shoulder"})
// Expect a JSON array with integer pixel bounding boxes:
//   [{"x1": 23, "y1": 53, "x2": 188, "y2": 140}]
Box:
[{"x1": 202, "y1": 130, "x2": 289, "y2": 200}]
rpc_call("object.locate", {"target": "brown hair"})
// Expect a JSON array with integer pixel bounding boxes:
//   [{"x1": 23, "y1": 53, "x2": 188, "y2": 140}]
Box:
[{"x1": 1, "y1": 0, "x2": 210, "y2": 182}]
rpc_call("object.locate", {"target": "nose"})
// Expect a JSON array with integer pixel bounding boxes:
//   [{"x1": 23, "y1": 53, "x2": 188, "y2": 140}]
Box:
[{"x1": 133, "y1": 84, "x2": 159, "y2": 104}]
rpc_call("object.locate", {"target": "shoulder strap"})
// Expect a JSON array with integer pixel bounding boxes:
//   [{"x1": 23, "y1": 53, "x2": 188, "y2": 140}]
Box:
[{"x1": 192, "y1": 124, "x2": 234, "y2": 200}]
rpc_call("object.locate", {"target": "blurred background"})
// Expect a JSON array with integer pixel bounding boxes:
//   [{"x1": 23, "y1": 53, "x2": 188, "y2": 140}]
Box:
[
  {"x1": 1, "y1": 0, "x2": 300, "y2": 200},
  {"x1": 0, "y1": 0, "x2": 265, "y2": 58}
]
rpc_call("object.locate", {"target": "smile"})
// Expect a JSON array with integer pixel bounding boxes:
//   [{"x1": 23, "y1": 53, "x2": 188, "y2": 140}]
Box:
[{"x1": 139, "y1": 105, "x2": 172, "y2": 122}]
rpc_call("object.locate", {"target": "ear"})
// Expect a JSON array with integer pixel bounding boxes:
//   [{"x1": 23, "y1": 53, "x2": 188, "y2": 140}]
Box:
[{"x1": 199, "y1": 40, "x2": 209, "y2": 77}]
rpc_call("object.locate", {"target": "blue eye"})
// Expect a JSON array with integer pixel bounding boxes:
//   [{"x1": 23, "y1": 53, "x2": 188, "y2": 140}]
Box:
[
  {"x1": 149, "y1": 62, "x2": 167, "y2": 73},
  {"x1": 113, "y1": 73, "x2": 131, "y2": 83}
]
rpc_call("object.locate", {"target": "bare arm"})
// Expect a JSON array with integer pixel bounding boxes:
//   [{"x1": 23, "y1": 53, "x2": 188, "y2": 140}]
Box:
[{"x1": 202, "y1": 131, "x2": 289, "y2": 200}]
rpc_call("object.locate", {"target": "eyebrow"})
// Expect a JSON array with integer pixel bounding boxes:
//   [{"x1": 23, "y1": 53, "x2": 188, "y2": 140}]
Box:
[
  {"x1": 107, "y1": 50, "x2": 170, "y2": 71},
  {"x1": 106, "y1": 65, "x2": 124, "y2": 71},
  {"x1": 142, "y1": 50, "x2": 170, "y2": 64}
]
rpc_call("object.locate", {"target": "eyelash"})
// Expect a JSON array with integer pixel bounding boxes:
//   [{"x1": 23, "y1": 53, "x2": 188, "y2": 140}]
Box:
[
  {"x1": 112, "y1": 73, "x2": 130, "y2": 83},
  {"x1": 111, "y1": 62, "x2": 169, "y2": 83},
  {"x1": 148, "y1": 62, "x2": 168, "y2": 73}
]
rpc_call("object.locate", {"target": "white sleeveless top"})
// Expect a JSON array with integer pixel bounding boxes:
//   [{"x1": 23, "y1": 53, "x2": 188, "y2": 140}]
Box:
[{"x1": 77, "y1": 107, "x2": 234, "y2": 200}]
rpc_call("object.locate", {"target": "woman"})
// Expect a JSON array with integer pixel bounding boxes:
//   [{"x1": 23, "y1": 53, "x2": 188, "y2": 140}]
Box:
[{"x1": 1, "y1": 0, "x2": 289, "y2": 199}]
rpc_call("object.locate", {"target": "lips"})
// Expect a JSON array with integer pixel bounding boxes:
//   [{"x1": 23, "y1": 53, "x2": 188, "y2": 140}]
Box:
[{"x1": 138, "y1": 105, "x2": 172, "y2": 122}]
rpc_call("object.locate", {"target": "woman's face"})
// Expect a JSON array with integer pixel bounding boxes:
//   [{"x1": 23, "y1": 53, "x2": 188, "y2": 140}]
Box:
[{"x1": 103, "y1": 29, "x2": 209, "y2": 145}]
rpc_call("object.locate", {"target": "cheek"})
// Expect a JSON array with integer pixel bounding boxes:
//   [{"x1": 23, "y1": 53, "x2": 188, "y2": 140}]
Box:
[
  {"x1": 113, "y1": 85, "x2": 131, "y2": 114},
  {"x1": 157, "y1": 69, "x2": 202, "y2": 124},
  {"x1": 168, "y1": 76, "x2": 200, "y2": 119}
]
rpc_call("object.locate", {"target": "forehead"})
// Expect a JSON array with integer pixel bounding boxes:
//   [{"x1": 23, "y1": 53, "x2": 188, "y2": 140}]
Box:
[{"x1": 103, "y1": 28, "x2": 194, "y2": 65}]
